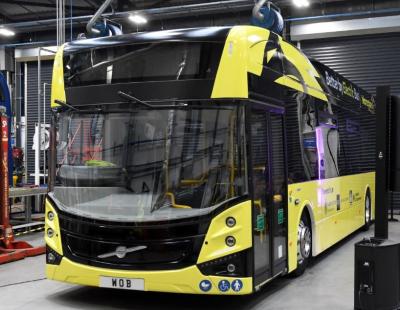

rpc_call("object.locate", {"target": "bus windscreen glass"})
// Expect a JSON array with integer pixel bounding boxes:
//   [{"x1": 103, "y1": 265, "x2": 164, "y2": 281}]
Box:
[{"x1": 51, "y1": 105, "x2": 247, "y2": 222}]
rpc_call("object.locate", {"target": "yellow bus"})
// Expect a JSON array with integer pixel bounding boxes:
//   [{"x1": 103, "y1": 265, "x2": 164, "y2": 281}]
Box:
[{"x1": 45, "y1": 25, "x2": 375, "y2": 295}]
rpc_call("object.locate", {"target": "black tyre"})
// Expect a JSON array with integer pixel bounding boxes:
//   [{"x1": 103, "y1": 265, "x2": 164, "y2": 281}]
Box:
[
  {"x1": 293, "y1": 211, "x2": 312, "y2": 277},
  {"x1": 362, "y1": 190, "x2": 372, "y2": 231}
]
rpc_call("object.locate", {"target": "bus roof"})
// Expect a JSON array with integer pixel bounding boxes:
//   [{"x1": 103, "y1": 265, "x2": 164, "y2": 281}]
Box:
[
  {"x1": 311, "y1": 59, "x2": 374, "y2": 110},
  {"x1": 59, "y1": 25, "x2": 374, "y2": 110},
  {"x1": 64, "y1": 26, "x2": 232, "y2": 54}
]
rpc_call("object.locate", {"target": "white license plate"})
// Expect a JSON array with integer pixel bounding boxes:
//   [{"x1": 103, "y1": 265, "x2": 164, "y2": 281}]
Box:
[{"x1": 99, "y1": 276, "x2": 145, "y2": 291}]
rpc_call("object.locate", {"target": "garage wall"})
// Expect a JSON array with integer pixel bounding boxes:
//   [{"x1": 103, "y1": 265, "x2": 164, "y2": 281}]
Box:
[{"x1": 301, "y1": 32, "x2": 400, "y2": 210}]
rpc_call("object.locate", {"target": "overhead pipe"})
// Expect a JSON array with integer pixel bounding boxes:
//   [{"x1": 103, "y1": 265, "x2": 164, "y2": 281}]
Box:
[
  {"x1": 86, "y1": 0, "x2": 114, "y2": 36},
  {"x1": 252, "y1": 0, "x2": 269, "y2": 21},
  {"x1": 0, "y1": 41, "x2": 57, "y2": 48},
  {"x1": 285, "y1": 7, "x2": 400, "y2": 22}
]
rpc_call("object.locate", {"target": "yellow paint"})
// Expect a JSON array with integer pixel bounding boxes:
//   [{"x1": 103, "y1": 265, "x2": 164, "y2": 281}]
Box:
[
  {"x1": 211, "y1": 26, "x2": 270, "y2": 99},
  {"x1": 266, "y1": 48, "x2": 277, "y2": 63},
  {"x1": 51, "y1": 45, "x2": 66, "y2": 108},
  {"x1": 275, "y1": 75, "x2": 304, "y2": 93},
  {"x1": 45, "y1": 199, "x2": 63, "y2": 255},
  {"x1": 47, "y1": 257, "x2": 253, "y2": 295},
  {"x1": 287, "y1": 172, "x2": 375, "y2": 272},
  {"x1": 278, "y1": 39, "x2": 328, "y2": 102},
  {"x1": 197, "y1": 200, "x2": 252, "y2": 264},
  {"x1": 46, "y1": 199, "x2": 253, "y2": 294},
  {"x1": 211, "y1": 26, "x2": 328, "y2": 101}
]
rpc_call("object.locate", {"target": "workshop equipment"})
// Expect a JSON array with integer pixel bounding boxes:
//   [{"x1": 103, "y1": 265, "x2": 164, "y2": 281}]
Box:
[
  {"x1": 0, "y1": 106, "x2": 45, "y2": 264},
  {"x1": 354, "y1": 87, "x2": 400, "y2": 310}
]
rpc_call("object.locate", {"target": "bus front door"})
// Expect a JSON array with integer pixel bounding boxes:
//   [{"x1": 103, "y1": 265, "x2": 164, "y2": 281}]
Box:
[{"x1": 249, "y1": 106, "x2": 287, "y2": 286}]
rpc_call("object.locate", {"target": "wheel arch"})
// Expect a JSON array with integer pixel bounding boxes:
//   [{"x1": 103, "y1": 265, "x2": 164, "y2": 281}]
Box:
[{"x1": 298, "y1": 202, "x2": 317, "y2": 257}]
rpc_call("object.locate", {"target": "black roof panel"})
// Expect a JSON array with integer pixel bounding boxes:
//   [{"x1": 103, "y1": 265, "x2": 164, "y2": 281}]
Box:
[{"x1": 64, "y1": 27, "x2": 232, "y2": 54}]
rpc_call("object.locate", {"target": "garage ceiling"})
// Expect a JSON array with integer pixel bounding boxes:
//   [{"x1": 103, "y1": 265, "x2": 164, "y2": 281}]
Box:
[
  {"x1": 0, "y1": 0, "x2": 399, "y2": 41},
  {"x1": 0, "y1": 0, "x2": 379, "y2": 23}
]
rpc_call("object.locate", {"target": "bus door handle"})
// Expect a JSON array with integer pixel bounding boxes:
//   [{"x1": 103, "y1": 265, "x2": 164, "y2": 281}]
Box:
[{"x1": 273, "y1": 194, "x2": 283, "y2": 203}]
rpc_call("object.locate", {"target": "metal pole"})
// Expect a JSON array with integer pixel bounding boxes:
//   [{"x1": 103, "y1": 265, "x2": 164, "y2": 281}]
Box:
[
  {"x1": 24, "y1": 63, "x2": 27, "y2": 183},
  {"x1": 35, "y1": 48, "x2": 41, "y2": 186},
  {"x1": 15, "y1": 59, "x2": 21, "y2": 148},
  {"x1": 375, "y1": 86, "x2": 390, "y2": 240},
  {"x1": 389, "y1": 95, "x2": 400, "y2": 222},
  {"x1": 43, "y1": 83, "x2": 47, "y2": 184},
  {"x1": 70, "y1": 0, "x2": 73, "y2": 42},
  {"x1": 56, "y1": 0, "x2": 59, "y2": 46}
]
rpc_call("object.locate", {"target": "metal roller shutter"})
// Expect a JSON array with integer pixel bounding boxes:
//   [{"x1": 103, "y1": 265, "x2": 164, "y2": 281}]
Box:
[
  {"x1": 26, "y1": 61, "x2": 53, "y2": 184},
  {"x1": 301, "y1": 33, "x2": 400, "y2": 96},
  {"x1": 301, "y1": 33, "x2": 400, "y2": 209}
]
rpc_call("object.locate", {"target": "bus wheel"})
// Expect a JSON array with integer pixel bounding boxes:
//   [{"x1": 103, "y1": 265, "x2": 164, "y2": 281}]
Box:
[
  {"x1": 362, "y1": 190, "x2": 371, "y2": 231},
  {"x1": 293, "y1": 212, "x2": 312, "y2": 277}
]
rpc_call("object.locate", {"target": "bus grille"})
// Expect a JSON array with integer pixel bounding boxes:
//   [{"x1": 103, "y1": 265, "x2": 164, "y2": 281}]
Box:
[{"x1": 58, "y1": 213, "x2": 209, "y2": 270}]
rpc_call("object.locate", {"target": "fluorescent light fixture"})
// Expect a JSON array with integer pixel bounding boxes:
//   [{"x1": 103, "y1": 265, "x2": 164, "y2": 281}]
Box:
[
  {"x1": 0, "y1": 28, "x2": 15, "y2": 37},
  {"x1": 129, "y1": 14, "x2": 148, "y2": 25},
  {"x1": 293, "y1": 0, "x2": 310, "y2": 7}
]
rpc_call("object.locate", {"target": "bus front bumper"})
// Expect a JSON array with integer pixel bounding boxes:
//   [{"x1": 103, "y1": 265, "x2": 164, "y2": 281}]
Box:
[{"x1": 46, "y1": 258, "x2": 253, "y2": 295}]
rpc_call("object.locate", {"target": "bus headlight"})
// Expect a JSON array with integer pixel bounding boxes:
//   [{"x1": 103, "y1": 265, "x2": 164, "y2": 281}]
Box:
[
  {"x1": 47, "y1": 252, "x2": 56, "y2": 263},
  {"x1": 47, "y1": 211, "x2": 55, "y2": 221},
  {"x1": 225, "y1": 236, "x2": 236, "y2": 247},
  {"x1": 46, "y1": 246, "x2": 62, "y2": 265},
  {"x1": 226, "y1": 217, "x2": 236, "y2": 227},
  {"x1": 47, "y1": 228, "x2": 54, "y2": 238}
]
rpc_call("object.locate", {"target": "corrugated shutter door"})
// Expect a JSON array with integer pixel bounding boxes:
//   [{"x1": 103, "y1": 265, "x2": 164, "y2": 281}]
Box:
[
  {"x1": 301, "y1": 33, "x2": 400, "y2": 96},
  {"x1": 301, "y1": 33, "x2": 400, "y2": 209},
  {"x1": 26, "y1": 61, "x2": 53, "y2": 184}
]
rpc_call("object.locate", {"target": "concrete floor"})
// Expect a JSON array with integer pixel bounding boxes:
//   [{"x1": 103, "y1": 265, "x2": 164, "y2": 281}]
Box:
[{"x1": 1, "y1": 221, "x2": 399, "y2": 310}]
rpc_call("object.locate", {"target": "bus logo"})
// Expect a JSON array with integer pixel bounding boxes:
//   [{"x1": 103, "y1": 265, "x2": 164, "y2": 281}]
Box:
[{"x1": 97, "y1": 245, "x2": 147, "y2": 259}]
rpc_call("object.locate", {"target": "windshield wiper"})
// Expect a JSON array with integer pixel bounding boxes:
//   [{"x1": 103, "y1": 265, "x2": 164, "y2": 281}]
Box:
[
  {"x1": 54, "y1": 99, "x2": 79, "y2": 111},
  {"x1": 118, "y1": 91, "x2": 188, "y2": 109}
]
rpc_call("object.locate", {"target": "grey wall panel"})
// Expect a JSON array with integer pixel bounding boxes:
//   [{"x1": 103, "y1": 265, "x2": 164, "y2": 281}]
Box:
[
  {"x1": 26, "y1": 60, "x2": 52, "y2": 183},
  {"x1": 301, "y1": 33, "x2": 400, "y2": 96}
]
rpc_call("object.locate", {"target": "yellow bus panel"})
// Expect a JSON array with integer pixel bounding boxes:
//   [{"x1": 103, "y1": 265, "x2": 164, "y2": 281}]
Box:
[{"x1": 287, "y1": 172, "x2": 375, "y2": 272}]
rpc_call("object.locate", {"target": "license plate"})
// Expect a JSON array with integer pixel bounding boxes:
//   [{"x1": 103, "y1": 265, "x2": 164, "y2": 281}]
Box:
[{"x1": 99, "y1": 276, "x2": 145, "y2": 291}]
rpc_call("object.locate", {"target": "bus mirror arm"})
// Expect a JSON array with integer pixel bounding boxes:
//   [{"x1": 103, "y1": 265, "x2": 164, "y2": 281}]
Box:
[{"x1": 54, "y1": 99, "x2": 79, "y2": 111}]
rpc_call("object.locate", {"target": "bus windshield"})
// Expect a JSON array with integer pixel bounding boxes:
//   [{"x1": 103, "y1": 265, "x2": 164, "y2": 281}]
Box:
[{"x1": 51, "y1": 104, "x2": 247, "y2": 222}]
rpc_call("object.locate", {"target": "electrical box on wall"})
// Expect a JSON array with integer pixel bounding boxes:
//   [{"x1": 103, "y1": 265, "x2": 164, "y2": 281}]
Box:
[{"x1": 0, "y1": 48, "x2": 14, "y2": 72}]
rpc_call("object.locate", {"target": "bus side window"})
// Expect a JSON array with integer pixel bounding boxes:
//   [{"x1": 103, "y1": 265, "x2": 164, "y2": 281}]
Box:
[
  {"x1": 332, "y1": 103, "x2": 361, "y2": 176},
  {"x1": 296, "y1": 94, "x2": 340, "y2": 180}
]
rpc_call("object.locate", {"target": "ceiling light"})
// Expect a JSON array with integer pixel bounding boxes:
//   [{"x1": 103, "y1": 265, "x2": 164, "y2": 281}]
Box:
[
  {"x1": 293, "y1": 0, "x2": 310, "y2": 8},
  {"x1": 0, "y1": 28, "x2": 15, "y2": 37},
  {"x1": 129, "y1": 14, "x2": 147, "y2": 25}
]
